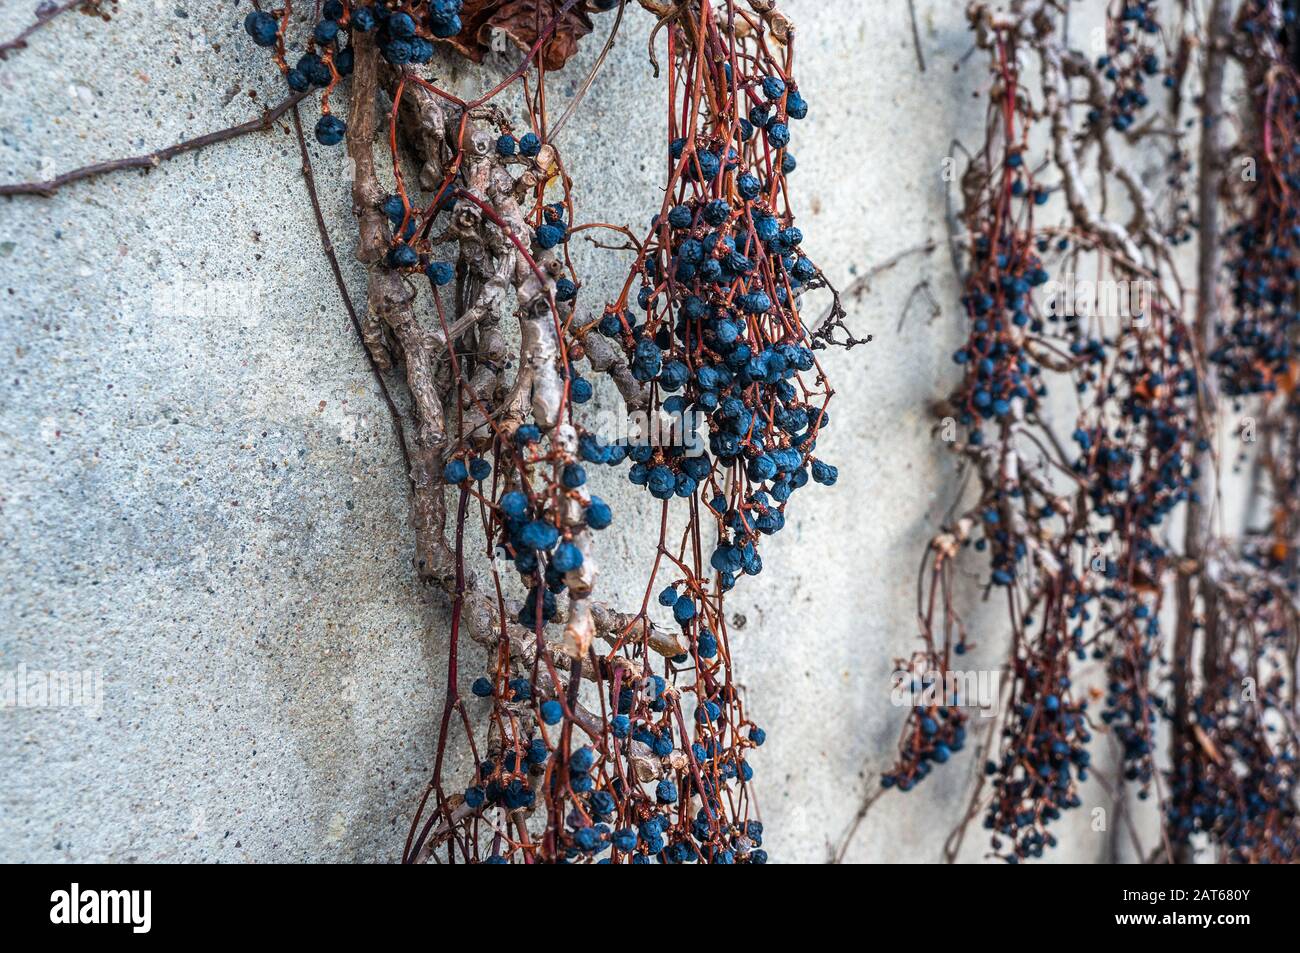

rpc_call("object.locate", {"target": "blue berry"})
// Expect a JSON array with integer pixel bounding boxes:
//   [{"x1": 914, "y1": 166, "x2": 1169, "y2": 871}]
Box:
[
  {"x1": 520, "y1": 520, "x2": 560, "y2": 551},
  {"x1": 499, "y1": 490, "x2": 529, "y2": 521},
  {"x1": 426, "y1": 260, "x2": 455, "y2": 286},
  {"x1": 552, "y1": 541, "x2": 583, "y2": 572},
  {"x1": 297, "y1": 53, "x2": 332, "y2": 87},
  {"x1": 381, "y1": 38, "x2": 413, "y2": 65},
  {"x1": 387, "y1": 12, "x2": 416, "y2": 38},
  {"x1": 314, "y1": 20, "x2": 340, "y2": 45},
  {"x1": 430, "y1": 14, "x2": 462, "y2": 38},
  {"x1": 571, "y1": 746, "x2": 596, "y2": 772},
  {"x1": 585, "y1": 496, "x2": 612, "y2": 530},
  {"x1": 386, "y1": 242, "x2": 418, "y2": 268},
  {"x1": 540, "y1": 699, "x2": 564, "y2": 725},
  {"x1": 519, "y1": 133, "x2": 542, "y2": 157},
  {"x1": 703, "y1": 200, "x2": 731, "y2": 225},
  {"x1": 535, "y1": 223, "x2": 565, "y2": 249},
  {"x1": 570, "y1": 377, "x2": 593, "y2": 403},
  {"x1": 407, "y1": 38, "x2": 434, "y2": 63},
  {"x1": 244, "y1": 11, "x2": 278, "y2": 47},
  {"x1": 811, "y1": 460, "x2": 838, "y2": 486},
  {"x1": 314, "y1": 114, "x2": 347, "y2": 146},
  {"x1": 573, "y1": 826, "x2": 603, "y2": 852}
]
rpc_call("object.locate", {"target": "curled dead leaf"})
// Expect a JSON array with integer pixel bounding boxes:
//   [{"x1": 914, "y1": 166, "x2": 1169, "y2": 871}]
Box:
[{"x1": 444, "y1": 0, "x2": 596, "y2": 71}]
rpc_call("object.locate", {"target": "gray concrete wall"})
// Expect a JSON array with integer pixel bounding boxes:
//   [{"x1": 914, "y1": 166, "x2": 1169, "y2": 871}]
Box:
[{"x1": 1, "y1": 0, "x2": 1137, "y2": 862}]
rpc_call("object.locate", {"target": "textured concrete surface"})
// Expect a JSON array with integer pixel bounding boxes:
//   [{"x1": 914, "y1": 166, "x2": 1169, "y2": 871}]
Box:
[{"x1": 1, "y1": 1, "x2": 1141, "y2": 862}]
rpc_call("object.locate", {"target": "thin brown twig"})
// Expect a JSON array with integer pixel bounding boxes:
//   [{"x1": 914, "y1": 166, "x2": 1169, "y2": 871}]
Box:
[
  {"x1": 830, "y1": 771, "x2": 887, "y2": 864},
  {"x1": 0, "y1": 90, "x2": 309, "y2": 197},
  {"x1": 0, "y1": 0, "x2": 86, "y2": 63}
]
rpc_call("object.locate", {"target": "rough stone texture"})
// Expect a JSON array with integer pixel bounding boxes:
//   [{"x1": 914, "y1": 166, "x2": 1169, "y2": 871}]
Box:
[{"x1": 1, "y1": 1, "x2": 1145, "y2": 862}]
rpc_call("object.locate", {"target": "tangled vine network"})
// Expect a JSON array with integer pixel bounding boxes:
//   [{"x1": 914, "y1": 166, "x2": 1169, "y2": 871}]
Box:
[
  {"x1": 885, "y1": 0, "x2": 1300, "y2": 865},
  {"x1": 6, "y1": 0, "x2": 1298, "y2": 867},
  {"x1": 233, "y1": 0, "x2": 851, "y2": 864},
  {"x1": 0, "y1": 0, "x2": 854, "y2": 866}
]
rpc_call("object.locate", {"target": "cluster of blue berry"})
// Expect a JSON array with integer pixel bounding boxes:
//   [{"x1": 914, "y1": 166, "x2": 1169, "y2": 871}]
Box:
[
  {"x1": 1216, "y1": 3, "x2": 1300, "y2": 398},
  {"x1": 507, "y1": 6, "x2": 835, "y2": 864},
  {"x1": 886, "y1": 44, "x2": 1070, "y2": 802},
  {"x1": 1090, "y1": 1, "x2": 1170, "y2": 133},
  {"x1": 890, "y1": 6, "x2": 1210, "y2": 861},
  {"x1": 1087, "y1": 3, "x2": 1196, "y2": 248},
  {"x1": 881, "y1": 666, "x2": 968, "y2": 793},
  {"x1": 1166, "y1": 584, "x2": 1300, "y2": 863},
  {"x1": 243, "y1": 1, "x2": 465, "y2": 145},
  {"x1": 985, "y1": 677, "x2": 1091, "y2": 863},
  {"x1": 1080, "y1": 315, "x2": 1200, "y2": 795},
  {"x1": 540, "y1": 672, "x2": 770, "y2": 864},
  {"x1": 241, "y1": 0, "x2": 802, "y2": 864},
  {"x1": 387, "y1": 1, "x2": 817, "y2": 863},
  {"x1": 580, "y1": 71, "x2": 832, "y2": 596},
  {"x1": 1162, "y1": 0, "x2": 1300, "y2": 864},
  {"x1": 952, "y1": 237, "x2": 1052, "y2": 590}
]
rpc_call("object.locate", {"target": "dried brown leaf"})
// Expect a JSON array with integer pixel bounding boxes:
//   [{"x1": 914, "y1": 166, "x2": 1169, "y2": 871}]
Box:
[
  {"x1": 440, "y1": 0, "x2": 595, "y2": 71},
  {"x1": 438, "y1": 0, "x2": 498, "y2": 63}
]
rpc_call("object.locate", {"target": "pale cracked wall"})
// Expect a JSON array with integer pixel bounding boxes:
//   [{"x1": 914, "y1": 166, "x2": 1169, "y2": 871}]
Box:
[{"x1": 0, "y1": 1, "x2": 1145, "y2": 862}]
